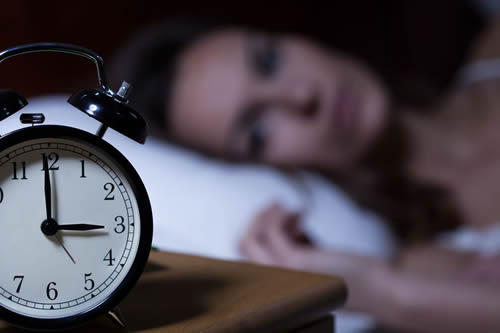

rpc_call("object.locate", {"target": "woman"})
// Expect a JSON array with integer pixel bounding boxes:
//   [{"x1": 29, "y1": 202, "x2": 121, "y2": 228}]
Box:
[{"x1": 111, "y1": 18, "x2": 500, "y2": 332}]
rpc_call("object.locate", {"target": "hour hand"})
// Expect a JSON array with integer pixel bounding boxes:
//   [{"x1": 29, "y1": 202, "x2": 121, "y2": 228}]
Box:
[{"x1": 57, "y1": 224, "x2": 105, "y2": 231}]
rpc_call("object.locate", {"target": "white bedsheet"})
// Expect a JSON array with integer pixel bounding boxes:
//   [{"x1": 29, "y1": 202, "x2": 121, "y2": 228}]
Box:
[{"x1": 440, "y1": 224, "x2": 500, "y2": 255}]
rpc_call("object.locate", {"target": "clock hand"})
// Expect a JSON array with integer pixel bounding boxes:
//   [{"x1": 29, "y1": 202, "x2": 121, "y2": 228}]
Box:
[
  {"x1": 54, "y1": 234, "x2": 76, "y2": 264},
  {"x1": 40, "y1": 155, "x2": 60, "y2": 237},
  {"x1": 42, "y1": 154, "x2": 52, "y2": 221},
  {"x1": 57, "y1": 224, "x2": 105, "y2": 231}
]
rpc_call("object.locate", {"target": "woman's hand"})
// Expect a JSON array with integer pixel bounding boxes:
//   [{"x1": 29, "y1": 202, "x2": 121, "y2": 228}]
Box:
[
  {"x1": 239, "y1": 203, "x2": 390, "y2": 310},
  {"x1": 239, "y1": 203, "x2": 313, "y2": 270}
]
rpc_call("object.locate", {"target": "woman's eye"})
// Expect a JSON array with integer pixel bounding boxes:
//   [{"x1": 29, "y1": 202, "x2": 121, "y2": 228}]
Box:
[
  {"x1": 248, "y1": 117, "x2": 268, "y2": 158},
  {"x1": 254, "y1": 39, "x2": 280, "y2": 78}
]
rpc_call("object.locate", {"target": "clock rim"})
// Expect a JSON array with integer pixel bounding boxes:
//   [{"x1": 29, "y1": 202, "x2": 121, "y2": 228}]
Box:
[{"x1": 0, "y1": 125, "x2": 154, "y2": 330}]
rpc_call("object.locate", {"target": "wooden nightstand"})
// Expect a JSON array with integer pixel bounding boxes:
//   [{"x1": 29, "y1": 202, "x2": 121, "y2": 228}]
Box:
[{"x1": 0, "y1": 251, "x2": 347, "y2": 332}]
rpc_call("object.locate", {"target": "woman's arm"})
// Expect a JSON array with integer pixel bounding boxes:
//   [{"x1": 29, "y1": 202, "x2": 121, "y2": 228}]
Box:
[
  {"x1": 374, "y1": 263, "x2": 500, "y2": 333},
  {"x1": 396, "y1": 244, "x2": 478, "y2": 279},
  {"x1": 468, "y1": 14, "x2": 500, "y2": 61},
  {"x1": 240, "y1": 203, "x2": 500, "y2": 333},
  {"x1": 375, "y1": 245, "x2": 500, "y2": 332}
]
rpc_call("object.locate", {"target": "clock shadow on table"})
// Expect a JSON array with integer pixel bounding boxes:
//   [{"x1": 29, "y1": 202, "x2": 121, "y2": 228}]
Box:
[{"x1": 0, "y1": 261, "x2": 229, "y2": 332}]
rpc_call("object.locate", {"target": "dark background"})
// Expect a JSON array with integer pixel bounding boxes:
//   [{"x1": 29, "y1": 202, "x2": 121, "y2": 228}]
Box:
[{"x1": 0, "y1": 1, "x2": 484, "y2": 103}]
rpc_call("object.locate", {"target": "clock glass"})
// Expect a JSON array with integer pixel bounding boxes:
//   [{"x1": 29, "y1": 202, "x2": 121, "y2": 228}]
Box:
[{"x1": 0, "y1": 126, "x2": 147, "y2": 324}]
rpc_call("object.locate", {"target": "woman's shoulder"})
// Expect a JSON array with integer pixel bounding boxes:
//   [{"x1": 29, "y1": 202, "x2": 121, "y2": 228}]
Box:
[
  {"x1": 454, "y1": 15, "x2": 500, "y2": 86},
  {"x1": 468, "y1": 14, "x2": 500, "y2": 62},
  {"x1": 442, "y1": 14, "x2": 500, "y2": 115}
]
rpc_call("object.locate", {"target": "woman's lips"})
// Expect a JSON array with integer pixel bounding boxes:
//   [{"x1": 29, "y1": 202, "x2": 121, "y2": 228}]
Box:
[{"x1": 332, "y1": 84, "x2": 358, "y2": 137}]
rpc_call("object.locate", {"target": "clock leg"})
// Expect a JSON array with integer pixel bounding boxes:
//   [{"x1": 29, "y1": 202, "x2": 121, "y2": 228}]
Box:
[{"x1": 108, "y1": 306, "x2": 127, "y2": 329}]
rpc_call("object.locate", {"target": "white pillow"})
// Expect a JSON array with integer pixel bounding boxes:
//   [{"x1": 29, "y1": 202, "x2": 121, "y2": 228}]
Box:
[{"x1": 0, "y1": 95, "x2": 396, "y2": 260}]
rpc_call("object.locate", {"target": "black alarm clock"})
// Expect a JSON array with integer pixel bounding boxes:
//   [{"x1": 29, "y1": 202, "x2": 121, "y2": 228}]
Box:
[{"x1": 0, "y1": 43, "x2": 153, "y2": 330}]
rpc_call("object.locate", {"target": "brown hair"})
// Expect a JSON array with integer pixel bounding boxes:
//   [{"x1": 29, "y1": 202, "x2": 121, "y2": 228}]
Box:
[
  {"x1": 330, "y1": 113, "x2": 461, "y2": 244},
  {"x1": 110, "y1": 21, "x2": 220, "y2": 137}
]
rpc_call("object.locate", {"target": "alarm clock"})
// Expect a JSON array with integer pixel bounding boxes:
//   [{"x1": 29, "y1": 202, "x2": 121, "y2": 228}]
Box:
[{"x1": 0, "y1": 43, "x2": 153, "y2": 330}]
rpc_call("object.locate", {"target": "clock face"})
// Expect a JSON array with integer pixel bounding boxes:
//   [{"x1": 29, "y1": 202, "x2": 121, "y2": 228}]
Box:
[{"x1": 0, "y1": 126, "x2": 152, "y2": 327}]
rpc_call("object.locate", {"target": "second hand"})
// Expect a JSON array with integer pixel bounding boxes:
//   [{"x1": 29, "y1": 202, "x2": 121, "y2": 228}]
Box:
[{"x1": 54, "y1": 234, "x2": 76, "y2": 265}]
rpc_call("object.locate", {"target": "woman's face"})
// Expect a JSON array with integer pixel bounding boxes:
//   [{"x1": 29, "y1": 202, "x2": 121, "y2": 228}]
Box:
[{"x1": 168, "y1": 29, "x2": 389, "y2": 170}]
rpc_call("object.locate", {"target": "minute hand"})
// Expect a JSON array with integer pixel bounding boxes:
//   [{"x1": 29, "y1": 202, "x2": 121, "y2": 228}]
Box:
[
  {"x1": 43, "y1": 154, "x2": 52, "y2": 220},
  {"x1": 57, "y1": 224, "x2": 105, "y2": 231}
]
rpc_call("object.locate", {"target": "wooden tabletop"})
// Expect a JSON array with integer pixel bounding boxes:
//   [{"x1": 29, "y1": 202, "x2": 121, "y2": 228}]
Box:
[{"x1": 0, "y1": 251, "x2": 347, "y2": 332}]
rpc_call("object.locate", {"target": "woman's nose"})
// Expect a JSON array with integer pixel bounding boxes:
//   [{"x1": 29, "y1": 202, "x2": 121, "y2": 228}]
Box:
[
  {"x1": 263, "y1": 81, "x2": 319, "y2": 117},
  {"x1": 288, "y1": 82, "x2": 318, "y2": 116}
]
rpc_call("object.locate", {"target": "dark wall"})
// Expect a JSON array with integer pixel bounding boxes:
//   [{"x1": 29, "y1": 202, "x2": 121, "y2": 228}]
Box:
[{"x1": 0, "y1": 1, "x2": 482, "y2": 102}]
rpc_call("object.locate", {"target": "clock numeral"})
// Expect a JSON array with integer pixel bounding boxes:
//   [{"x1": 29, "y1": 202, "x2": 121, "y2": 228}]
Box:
[
  {"x1": 80, "y1": 160, "x2": 86, "y2": 178},
  {"x1": 103, "y1": 249, "x2": 116, "y2": 266},
  {"x1": 41, "y1": 152, "x2": 59, "y2": 171},
  {"x1": 84, "y1": 273, "x2": 95, "y2": 291},
  {"x1": 12, "y1": 162, "x2": 27, "y2": 180},
  {"x1": 104, "y1": 183, "x2": 115, "y2": 200},
  {"x1": 114, "y1": 216, "x2": 125, "y2": 234},
  {"x1": 13, "y1": 275, "x2": 24, "y2": 293},
  {"x1": 0, "y1": 188, "x2": 3, "y2": 204},
  {"x1": 46, "y1": 282, "x2": 58, "y2": 300}
]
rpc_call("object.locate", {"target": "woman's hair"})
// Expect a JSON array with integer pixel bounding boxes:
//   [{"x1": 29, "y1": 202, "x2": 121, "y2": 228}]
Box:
[
  {"x1": 110, "y1": 21, "x2": 220, "y2": 137},
  {"x1": 111, "y1": 21, "x2": 461, "y2": 245},
  {"x1": 331, "y1": 113, "x2": 461, "y2": 244}
]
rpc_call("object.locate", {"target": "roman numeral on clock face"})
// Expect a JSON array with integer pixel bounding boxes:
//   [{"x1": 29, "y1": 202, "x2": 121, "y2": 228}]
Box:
[{"x1": 11, "y1": 161, "x2": 27, "y2": 180}]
